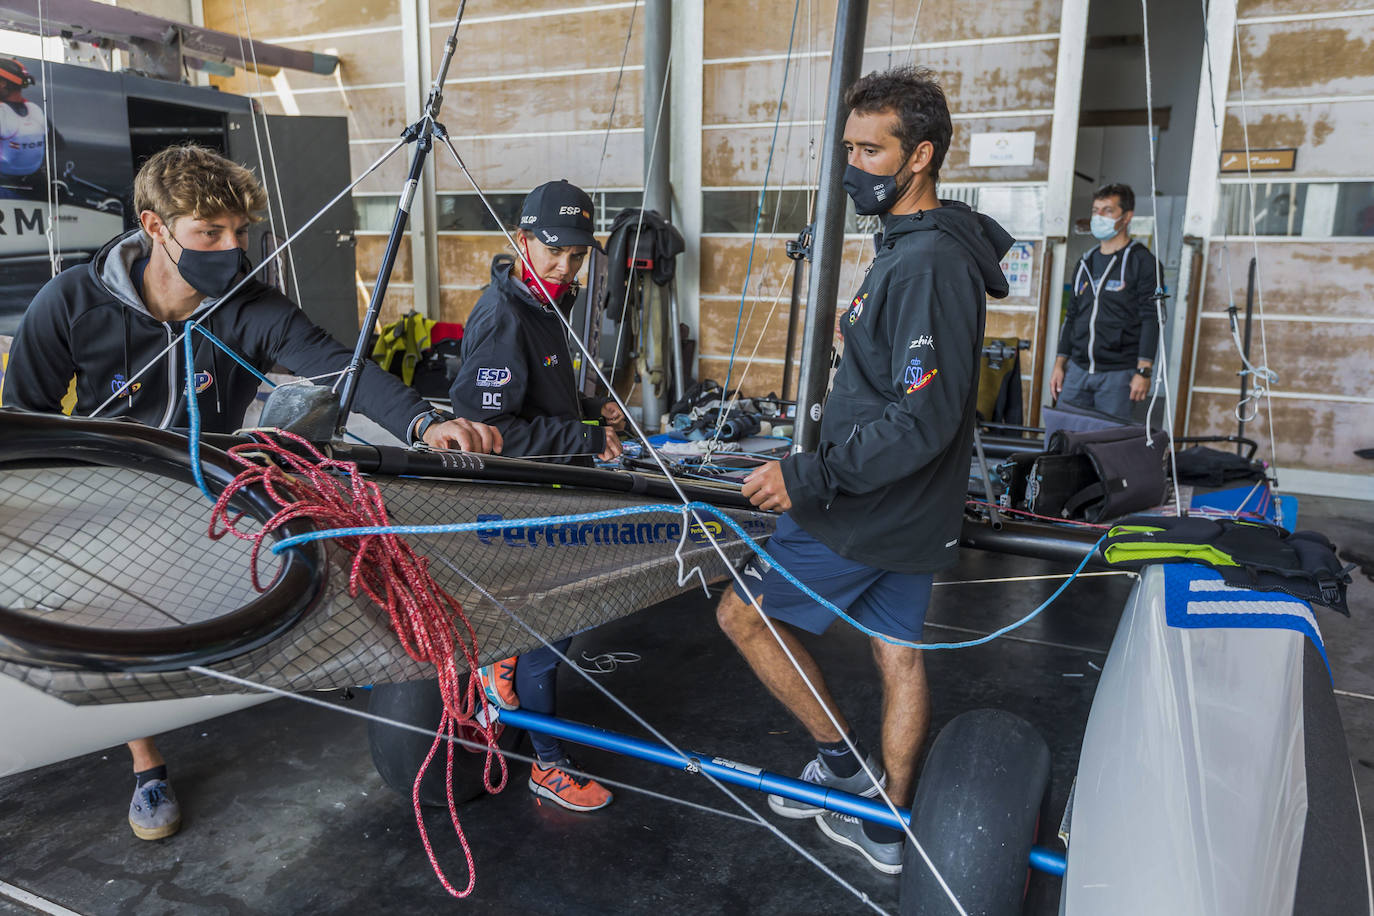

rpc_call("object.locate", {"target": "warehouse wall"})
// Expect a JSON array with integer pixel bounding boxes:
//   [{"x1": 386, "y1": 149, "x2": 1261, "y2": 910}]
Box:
[
  {"x1": 202, "y1": 0, "x2": 645, "y2": 329},
  {"x1": 698, "y1": 0, "x2": 1065, "y2": 401},
  {"x1": 1184, "y1": 0, "x2": 1374, "y2": 485}
]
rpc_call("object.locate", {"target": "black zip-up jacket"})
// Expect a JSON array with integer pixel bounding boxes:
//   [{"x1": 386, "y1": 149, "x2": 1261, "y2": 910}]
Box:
[
  {"x1": 1, "y1": 229, "x2": 431, "y2": 442},
  {"x1": 450, "y1": 254, "x2": 607, "y2": 462},
  {"x1": 1057, "y1": 242, "x2": 1161, "y2": 372},
  {"x1": 781, "y1": 201, "x2": 1012, "y2": 574}
]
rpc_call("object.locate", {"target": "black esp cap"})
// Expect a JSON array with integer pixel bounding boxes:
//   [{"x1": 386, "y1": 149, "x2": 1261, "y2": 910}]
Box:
[{"x1": 518, "y1": 179, "x2": 604, "y2": 251}]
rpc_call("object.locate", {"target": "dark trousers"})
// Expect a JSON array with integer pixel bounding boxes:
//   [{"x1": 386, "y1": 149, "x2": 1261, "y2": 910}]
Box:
[{"x1": 515, "y1": 637, "x2": 574, "y2": 762}]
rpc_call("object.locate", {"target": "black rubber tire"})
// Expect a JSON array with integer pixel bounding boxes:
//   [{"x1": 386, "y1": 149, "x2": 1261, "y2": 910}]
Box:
[
  {"x1": 367, "y1": 677, "x2": 523, "y2": 808},
  {"x1": 900, "y1": 708, "x2": 1051, "y2": 916}
]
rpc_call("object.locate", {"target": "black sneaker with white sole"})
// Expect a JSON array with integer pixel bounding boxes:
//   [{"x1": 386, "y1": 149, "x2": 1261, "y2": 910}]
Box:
[
  {"x1": 767, "y1": 752, "x2": 886, "y2": 819},
  {"x1": 815, "y1": 809, "x2": 904, "y2": 875}
]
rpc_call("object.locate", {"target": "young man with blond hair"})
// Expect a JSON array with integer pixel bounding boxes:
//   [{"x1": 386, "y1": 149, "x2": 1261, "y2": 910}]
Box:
[{"x1": 3, "y1": 144, "x2": 500, "y2": 840}]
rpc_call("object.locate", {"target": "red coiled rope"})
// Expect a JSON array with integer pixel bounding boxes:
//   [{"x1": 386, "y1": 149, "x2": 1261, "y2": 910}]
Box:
[{"x1": 206, "y1": 429, "x2": 506, "y2": 897}]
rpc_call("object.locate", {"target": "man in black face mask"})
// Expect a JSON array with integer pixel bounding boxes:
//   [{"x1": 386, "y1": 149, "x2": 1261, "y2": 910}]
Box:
[
  {"x1": 716, "y1": 67, "x2": 1013, "y2": 876},
  {"x1": 2, "y1": 143, "x2": 502, "y2": 843}
]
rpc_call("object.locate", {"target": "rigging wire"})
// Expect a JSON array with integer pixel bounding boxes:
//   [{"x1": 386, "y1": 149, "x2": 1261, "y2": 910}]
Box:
[
  {"x1": 1193, "y1": 0, "x2": 1284, "y2": 508},
  {"x1": 86, "y1": 137, "x2": 409, "y2": 418},
  {"x1": 1137, "y1": 0, "x2": 1184, "y2": 517},
  {"x1": 590, "y1": 0, "x2": 639, "y2": 198},
  {"x1": 230, "y1": 0, "x2": 303, "y2": 301},
  {"x1": 36, "y1": 0, "x2": 60, "y2": 276},
  {"x1": 1228, "y1": 23, "x2": 1284, "y2": 484},
  {"x1": 435, "y1": 132, "x2": 972, "y2": 916},
  {"x1": 714, "y1": 0, "x2": 803, "y2": 411}
]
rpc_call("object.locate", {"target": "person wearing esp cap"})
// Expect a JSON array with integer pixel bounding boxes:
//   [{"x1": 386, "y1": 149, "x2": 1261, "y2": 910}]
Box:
[{"x1": 451, "y1": 179, "x2": 625, "y2": 813}]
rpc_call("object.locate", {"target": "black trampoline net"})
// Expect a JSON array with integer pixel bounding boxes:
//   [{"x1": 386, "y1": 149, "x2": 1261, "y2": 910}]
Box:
[{"x1": 0, "y1": 463, "x2": 774, "y2": 705}]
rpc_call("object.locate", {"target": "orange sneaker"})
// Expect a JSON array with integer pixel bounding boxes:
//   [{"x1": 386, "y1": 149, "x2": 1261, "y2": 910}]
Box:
[
  {"x1": 477, "y1": 657, "x2": 519, "y2": 710},
  {"x1": 529, "y1": 758, "x2": 613, "y2": 812}
]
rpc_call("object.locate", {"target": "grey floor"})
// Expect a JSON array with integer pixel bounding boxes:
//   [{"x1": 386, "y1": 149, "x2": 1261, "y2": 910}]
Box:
[{"x1": 1, "y1": 495, "x2": 1371, "y2": 915}]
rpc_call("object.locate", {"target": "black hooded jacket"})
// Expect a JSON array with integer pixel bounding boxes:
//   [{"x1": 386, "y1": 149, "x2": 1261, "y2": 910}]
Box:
[
  {"x1": 781, "y1": 200, "x2": 1013, "y2": 574},
  {"x1": 1, "y1": 229, "x2": 431, "y2": 442},
  {"x1": 450, "y1": 254, "x2": 607, "y2": 462},
  {"x1": 1057, "y1": 242, "x2": 1161, "y2": 372}
]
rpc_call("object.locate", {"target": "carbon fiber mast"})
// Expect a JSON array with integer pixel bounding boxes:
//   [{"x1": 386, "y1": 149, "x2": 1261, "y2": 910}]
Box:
[
  {"x1": 791, "y1": 0, "x2": 868, "y2": 453},
  {"x1": 334, "y1": 0, "x2": 468, "y2": 438}
]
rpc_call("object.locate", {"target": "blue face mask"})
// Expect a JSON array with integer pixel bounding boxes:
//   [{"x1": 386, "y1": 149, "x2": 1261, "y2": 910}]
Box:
[{"x1": 1090, "y1": 213, "x2": 1120, "y2": 241}]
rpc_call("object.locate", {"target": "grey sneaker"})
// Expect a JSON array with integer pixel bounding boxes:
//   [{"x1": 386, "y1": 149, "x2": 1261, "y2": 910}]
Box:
[
  {"x1": 128, "y1": 779, "x2": 181, "y2": 841},
  {"x1": 816, "y1": 810, "x2": 904, "y2": 875},
  {"x1": 767, "y1": 752, "x2": 886, "y2": 819}
]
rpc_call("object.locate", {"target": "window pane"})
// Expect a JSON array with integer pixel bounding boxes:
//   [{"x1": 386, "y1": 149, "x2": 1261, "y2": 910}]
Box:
[{"x1": 1215, "y1": 181, "x2": 1374, "y2": 238}]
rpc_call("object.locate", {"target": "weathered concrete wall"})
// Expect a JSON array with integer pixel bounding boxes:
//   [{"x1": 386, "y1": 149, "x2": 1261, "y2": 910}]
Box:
[
  {"x1": 1185, "y1": 4, "x2": 1374, "y2": 478},
  {"x1": 699, "y1": 0, "x2": 1064, "y2": 399}
]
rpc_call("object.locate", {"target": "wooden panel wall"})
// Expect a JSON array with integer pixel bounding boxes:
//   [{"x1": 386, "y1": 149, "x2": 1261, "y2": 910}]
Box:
[
  {"x1": 206, "y1": 0, "x2": 644, "y2": 328},
  {"x1": 699, "y1": 0, "x2": 1061, "y2": 399},
  {"x1": 1186, "y1": 4, "x2": 1374, "y2": 476}
]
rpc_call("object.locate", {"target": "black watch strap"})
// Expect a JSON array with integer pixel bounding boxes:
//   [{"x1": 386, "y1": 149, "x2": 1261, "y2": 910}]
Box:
[
  {"x1": 1135, "y1": 366, "x2": 1152, "y2": 378},
  {"x1": 412, "y1": 408, "x2": 454, "y2": 443}
]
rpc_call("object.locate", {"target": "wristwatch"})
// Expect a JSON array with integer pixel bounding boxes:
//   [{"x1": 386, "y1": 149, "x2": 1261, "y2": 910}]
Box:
[
  {"x1": 412, "y1": 408, "x2": 454, "y2": 443},
  {"x1": 1134, "y1": 366, "x2": 1153, "y2": 378}
]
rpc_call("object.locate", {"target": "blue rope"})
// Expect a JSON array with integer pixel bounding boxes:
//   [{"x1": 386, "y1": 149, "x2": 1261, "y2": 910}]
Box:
[
  {"x1": 183, "y1": 322, "x2": 213, "y2": 501},
  {"x1": 269, "y1": 500, "x2": 1105, "y2": 652},
  {"x1": 189, "y1": 322, "x2": 373, "y2": 447},
  {"x1": 718, "y1": 0, "x2": 802, "y2": 401}
]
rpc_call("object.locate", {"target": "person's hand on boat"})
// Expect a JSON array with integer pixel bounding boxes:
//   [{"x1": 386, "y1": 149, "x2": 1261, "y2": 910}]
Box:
[
  {"x1": 598, "y1": 428, "x2": 624, "y2": 462},
  {"x1": 600, "y1": 400, "x2": 627, "y2": 432},
  {"x1": 742, "y1": 461, "x2": 791, "y2": 512},
  {"x1": 424, "y1": 417, "x2": 503, "y2": 454},
  {"x1": 1050, "y1": 363, "x2": 1066, "y2": 399}
]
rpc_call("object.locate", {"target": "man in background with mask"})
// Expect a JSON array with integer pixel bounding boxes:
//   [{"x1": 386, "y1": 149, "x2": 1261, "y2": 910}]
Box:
[
  {"x1": 2, "y1": 143, "x2": 501, "y2": 841},
  {"x1": 714, "y1": 67, "x2": 1012, "y2": 875},
  {"x1": 1050, "y1": 183, "x2": 1161, "y2": 418}
]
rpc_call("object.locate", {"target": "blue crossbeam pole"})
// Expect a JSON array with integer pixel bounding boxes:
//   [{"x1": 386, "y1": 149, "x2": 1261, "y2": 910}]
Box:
[{"x1": 497, "y1": 707, "x2": 1068, "y2": 874}]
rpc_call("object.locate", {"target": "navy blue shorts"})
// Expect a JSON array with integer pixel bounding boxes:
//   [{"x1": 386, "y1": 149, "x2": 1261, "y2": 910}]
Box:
[{"x1": 733, "y1": 514, "x2": 933, "y2": 641}]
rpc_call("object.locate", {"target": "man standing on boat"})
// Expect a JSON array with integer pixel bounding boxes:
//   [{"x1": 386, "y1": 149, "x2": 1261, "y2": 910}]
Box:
[
  {"x1": 716, "y1": 67, "x2": 1012, "y2": 875},
  {"x1": 1, "y1": 144, "x2": 502, "y2": 841},
  {"x1": 451, "y1": 178, "x2": 625, "y2": 813},
  {"x1": 1050, "y1": 183, "x2": 1160, "y2": 419}
]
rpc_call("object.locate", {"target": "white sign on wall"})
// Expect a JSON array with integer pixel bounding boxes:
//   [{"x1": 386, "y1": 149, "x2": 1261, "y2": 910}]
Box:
[{"x1": 968, "y1": 131, "x2": 1036, "y2": 168}]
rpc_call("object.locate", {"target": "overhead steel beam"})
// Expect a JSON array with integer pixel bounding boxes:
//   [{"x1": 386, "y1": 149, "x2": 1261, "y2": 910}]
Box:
[{"x1": 0, "y1": 0, "x2": 337, "y2": 77}]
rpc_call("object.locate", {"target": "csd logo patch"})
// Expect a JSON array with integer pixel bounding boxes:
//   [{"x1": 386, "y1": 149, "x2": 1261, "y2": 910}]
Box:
[
  {"x1": 902, "y1": 358, "x2": 937, "y2": 394},
  {"x1": 193, "y1": 371, "x2": 213, "y2": 393},
  {"x1": 476, "y1": 367, "x2": 512, "y2": 387},
  {"x1": 543, "y1": 355, "x2": 559, "y2": 367},
  {"x1": 110, "y1": 374, "x2": 141, "y2": 395}
]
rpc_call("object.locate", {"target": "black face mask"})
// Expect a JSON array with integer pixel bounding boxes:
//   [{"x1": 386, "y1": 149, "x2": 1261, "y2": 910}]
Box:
[
  {"x1": 842, "y1": 162, "x2": 916, "y2": 216},
  {"x1": 162, "y1": 233, "x2": 248, "y2": 299}
]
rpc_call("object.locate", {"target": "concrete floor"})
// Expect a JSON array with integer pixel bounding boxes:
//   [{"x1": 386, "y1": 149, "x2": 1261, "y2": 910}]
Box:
[{"x1": 1, "y1": 495, "x2": 1371, "y2": 915}]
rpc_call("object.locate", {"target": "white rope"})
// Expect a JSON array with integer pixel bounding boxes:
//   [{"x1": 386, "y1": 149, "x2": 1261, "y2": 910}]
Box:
[
  {"x1": 181, "y1": 668, "x2": 789, "y2": 833},
  {"x1": 439, "y1": 133, "x2": 969, "y2": 916},
  {"x1": 1229, "y1": 23, "x2": 1284, "y2": 486},
  {"x1": 430, "y1": 554, "x2": 890, "y2": 914},
  {"x1": 1138, "y1": 0, "x2": 1184, "y2": 517}
]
